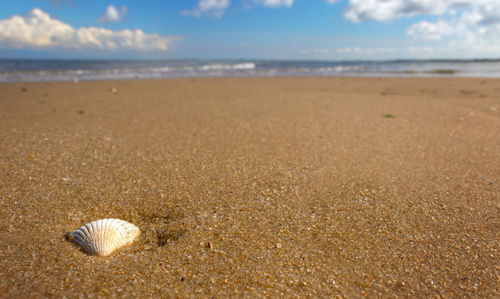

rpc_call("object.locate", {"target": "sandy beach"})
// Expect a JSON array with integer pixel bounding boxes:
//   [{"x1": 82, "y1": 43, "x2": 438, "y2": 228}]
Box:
[{"x1": 0, "y1": 77, "x2": 499, "y2": 297}]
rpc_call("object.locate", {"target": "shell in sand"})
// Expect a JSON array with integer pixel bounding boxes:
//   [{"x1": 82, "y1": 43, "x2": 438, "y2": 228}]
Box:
[{"x1": 69, "y1": 218, "x2": 140, "y2": 256}]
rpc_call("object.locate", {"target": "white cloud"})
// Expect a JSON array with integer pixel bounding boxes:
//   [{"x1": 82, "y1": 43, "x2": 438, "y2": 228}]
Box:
[
  {"x1": 299, "y1": 46, "x2": 398, "y2": 59},
  {"x1": 342, "y1": 0, "x2": 456, "y2": 22},
  {"x1": 182, "y1": 0, "x2": 231, "y2": 18},
  {"x1": 0, "y1": 8, "x2": 175, "y2": 51},
  {"x1": 404, "y1": 2, "x2": 500, "y2": 41},
  {"x1": 324, "y1": 0, "x2": 500, "y2": 57},
  {"x1": 339, "y1": 0, "x2": 500, "y2": 23},
  {"x1": 406, "y1": 20, "x2": 455, "y2": 40},
  {"x1": 335, "y1": 47, "x2": 397, "y2": 55},
  {"x1": 98, "y1": 5, "x2": 128, "y2": 23},
  {"x1": 256, "y1": 0, "x2": 294, "y2": 7}
]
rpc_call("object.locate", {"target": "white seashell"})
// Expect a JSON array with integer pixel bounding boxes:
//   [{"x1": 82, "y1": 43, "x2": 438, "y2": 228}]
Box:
[{"x1": 69, "y1": 218, "x2": 140, "y2": 256}]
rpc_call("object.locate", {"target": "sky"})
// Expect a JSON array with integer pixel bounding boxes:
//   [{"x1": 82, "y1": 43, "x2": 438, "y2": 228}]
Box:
[{"x1": 0, "y1": 0, "x2": 500, "y2": 60}]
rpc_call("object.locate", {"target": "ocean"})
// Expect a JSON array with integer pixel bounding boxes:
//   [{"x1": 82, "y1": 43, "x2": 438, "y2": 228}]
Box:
[{"x1": 1, "y1": 59, "x2": 500, "y2": 82}]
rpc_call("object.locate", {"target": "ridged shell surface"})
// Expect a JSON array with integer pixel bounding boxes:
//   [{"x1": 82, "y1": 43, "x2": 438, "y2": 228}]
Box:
[{"x1": 70, "y1": 218, "x2": 140, "y2": 256}]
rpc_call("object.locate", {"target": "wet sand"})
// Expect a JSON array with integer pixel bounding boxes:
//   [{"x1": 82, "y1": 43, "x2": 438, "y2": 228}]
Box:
[{"x1": 0, "y1": 77, "x2": 499, "y2": 297}]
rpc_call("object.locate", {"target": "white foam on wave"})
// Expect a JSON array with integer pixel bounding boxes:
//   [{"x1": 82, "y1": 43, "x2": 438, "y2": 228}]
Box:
[
  {"x1": 199, "y1": 62, "x2": 256, "y2": 71},
  {"x1": 318, "y1": 66, "x2": 361, "y2": 73}
]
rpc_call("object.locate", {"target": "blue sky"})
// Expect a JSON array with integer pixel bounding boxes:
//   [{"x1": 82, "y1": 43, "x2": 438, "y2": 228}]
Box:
[{"x1": 0, "y1": 0, "x2": 500, "y2": 60}]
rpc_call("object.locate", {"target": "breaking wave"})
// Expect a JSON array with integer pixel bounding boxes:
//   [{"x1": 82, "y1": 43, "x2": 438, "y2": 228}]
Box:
[{"x1": 1, "y1": 59, "x2": 500, "y2": 82}]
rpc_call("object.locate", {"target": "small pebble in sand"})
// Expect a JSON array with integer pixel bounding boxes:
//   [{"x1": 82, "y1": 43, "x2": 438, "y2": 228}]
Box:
[
  {"x1": 68, "y1": 218, "x2": 140, "y2": 256},
  {"x1": 111, "y1": 88, "x2": 117, "y2": 94}
]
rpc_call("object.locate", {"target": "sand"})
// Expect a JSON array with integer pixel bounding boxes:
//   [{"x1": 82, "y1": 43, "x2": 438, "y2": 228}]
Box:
[{"x1": 0, "y1": 77, "x2": 499, "y2": 297}]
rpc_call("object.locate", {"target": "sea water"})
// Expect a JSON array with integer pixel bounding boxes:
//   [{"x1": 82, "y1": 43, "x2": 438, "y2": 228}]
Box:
[{"x1": 1, "y1": 59, "x2": 500, "y2": 82}]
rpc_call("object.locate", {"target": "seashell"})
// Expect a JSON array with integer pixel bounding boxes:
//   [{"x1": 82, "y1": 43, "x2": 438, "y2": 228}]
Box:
[{"x1": 69, "y1": 218, "x2": 140, "y2": 256}]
